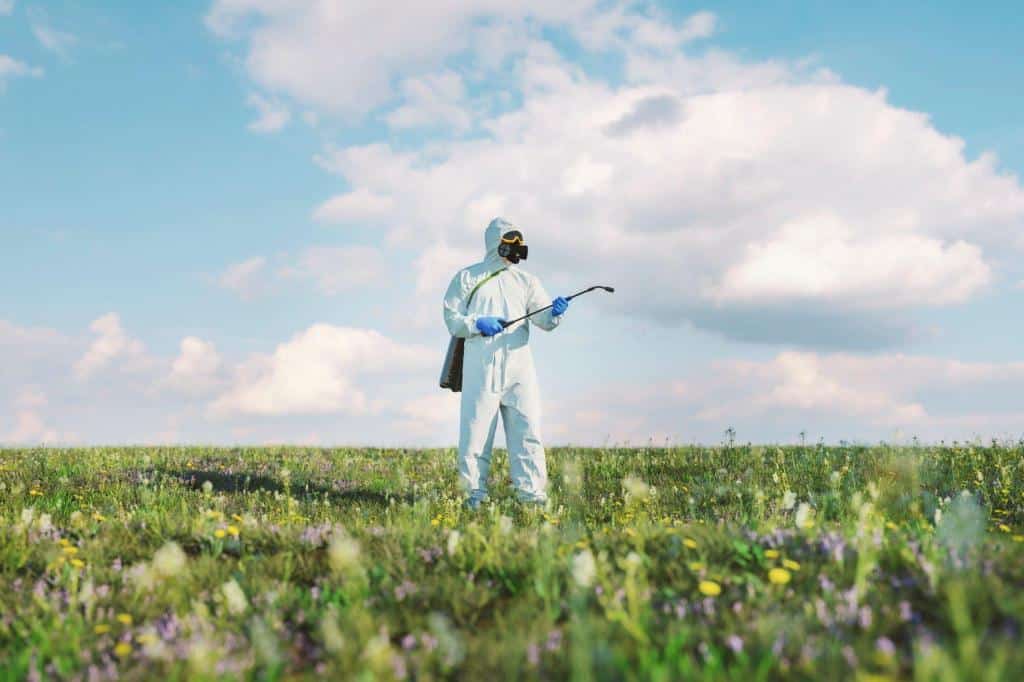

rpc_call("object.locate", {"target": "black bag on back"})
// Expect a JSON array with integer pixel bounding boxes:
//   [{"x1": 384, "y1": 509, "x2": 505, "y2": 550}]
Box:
[{"x1": 439, "y1": 268, "x2": 506, "y2": 392}]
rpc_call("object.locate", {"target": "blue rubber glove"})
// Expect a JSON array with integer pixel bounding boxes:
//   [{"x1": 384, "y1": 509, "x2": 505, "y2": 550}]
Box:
[
  {"x1": 551, "y1": 296, "x2": 569, "y2": 317},
  {"x1": 475, "y1": 316, "x2": 506, "y2": 336}
]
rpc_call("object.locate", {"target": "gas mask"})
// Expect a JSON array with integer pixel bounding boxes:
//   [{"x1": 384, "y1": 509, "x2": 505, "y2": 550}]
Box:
[{"x1": 497, "y1": 230, "x2": 529, "y2": 263}]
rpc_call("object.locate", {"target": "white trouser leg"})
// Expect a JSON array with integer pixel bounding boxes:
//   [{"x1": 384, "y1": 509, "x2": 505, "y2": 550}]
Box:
[
  {"x1": 501, "y1": 381, "x2": 548, "y2": 503},
  {"x1": 459, "y1": 388, "x2": 501, "y2": 502}
]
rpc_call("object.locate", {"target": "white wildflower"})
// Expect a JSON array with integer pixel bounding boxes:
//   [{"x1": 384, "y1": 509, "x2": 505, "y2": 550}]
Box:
[
  {"x1": 152, "y1": 541, "x2": 187, "y2": 578},
  {"x1": 221, "y1": 579, "x2": 248, "y2": 615},
  {"x1": 446, "y1": 530, "x2": 461, "y2": 557},
  {"x1": 328, "y1": 529, "x2": 361, "y2": 573},
  {"x1": 571, "y1": 549, "x2": 597, "y2": 588},
  {"x1": 781, "y1": 491, "x2": 797, "y2": 511}
]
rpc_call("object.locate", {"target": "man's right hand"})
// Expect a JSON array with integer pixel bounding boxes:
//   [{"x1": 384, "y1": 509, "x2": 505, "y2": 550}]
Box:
[{"x1": 475, "y1": 317, "x2": 506, "y2": 337}]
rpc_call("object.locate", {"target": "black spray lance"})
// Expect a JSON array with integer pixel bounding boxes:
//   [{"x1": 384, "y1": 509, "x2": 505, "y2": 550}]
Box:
[{"x1": 500, "y1": 285, "x2": 615, "y2": 329}]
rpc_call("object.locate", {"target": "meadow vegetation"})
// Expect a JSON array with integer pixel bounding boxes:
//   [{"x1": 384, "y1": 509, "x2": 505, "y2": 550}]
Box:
[{"x1": 1, "y1": 443, "x2": 1022, "y2": 680}]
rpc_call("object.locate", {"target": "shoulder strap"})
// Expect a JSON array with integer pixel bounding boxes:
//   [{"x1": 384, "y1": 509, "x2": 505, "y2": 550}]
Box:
[{"x1": 465, "y1": 267, "x2": 507, "y2": 308}]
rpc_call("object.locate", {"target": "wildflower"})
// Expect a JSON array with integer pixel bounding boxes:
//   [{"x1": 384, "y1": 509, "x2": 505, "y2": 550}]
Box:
[
  {"x1": 201, "y1": 480, "x2": 213, "y2": 494},
  {"x1": 69, "y1": 511, "x2": 86, "y2": 528},
  {"x1": 795, "y1": 503, "x2": 814, "y2": 529},
  {"x1": 781, "y1": 491, "x2": 796, "y2": 510},
  {"x1": 221, "y1": 579, "x2": 248, "y2": 615},
  {"x1": 688, "y1": 562, "x2": 705, "y2": 572},
  {"x1": 571, "y1": 549, "x2": 596, "y2": 588},
  {"x1": 764, "y1": 549, "x2": 780, "y2": 559},
  {"x1": 768, "y1": 568, "x2": 791, "y2": 585},
  {"x1": 726, "y1": 635, "x2": 743, "y2": 653},
  {"x1": 62, "y1": 546, "x2": 79, "y2": 555},
  {"x1": 446, "y1": 530, "x2": 461, "y2": 557},
  {"x1": 116, "y1": 614, "x2": 133, "y2": 626},
  {"x1": 214, "y1": 529, "x2": 227, "y2": 539},
  {"x1": 683, "y1": 538, "x2": 698, "y2": 549},
  {"x1": 94, "y1": 624, "x2": 111, "y2": 635},
  {"x1": 227, "y1": 525, "x2": 240, "y2": 537},
  {"x1": 93, "y1": 512, "x2": 106, "y2": 522},
  {"x1": 30, "y1": 488, "x2": 44, "y2": 497},
  {"x1": 622, "y1": 476, "x2": 651, "y2": 502},
  {"x1": 152, "y1": 542, "x2": 187, "y2": 578},
  {"x1": 698, "y1": 580, "x2": 721, "y2": 597},
  {"x1": 998, "y1": 524, "x2": 1011, "y2": 533},
  {"x1": 1013, "y1": 535, "x2": 1024, "y2": 543},
  {"x1": 328, "y1": 530, "x2": 361, "y2": 574},
  {"x1": 114, "y1": 642, "x2": 132, "y2": 658},
  {"x1": 71, "y1": 559, "x2": 85, "y2": 569},
  {"x1": 782, "y1": 559, "x2": 801, "y2": 571},
  {"x1": 498, "y1": 515, "x2": 514, "y2": 534}
]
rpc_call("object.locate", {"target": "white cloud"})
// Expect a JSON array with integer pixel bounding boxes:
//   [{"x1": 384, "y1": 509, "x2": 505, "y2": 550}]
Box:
[
  {"x1": 74, "y1": 313, "x2": 148, "y2": 380},
  {"x1": 28, "y1": 9, "x2": 76, "y2": 58},
  {"x1": 165, "y1": 337, "x2": 224, "y2": 396},
  {"x1": 205, "y1": 0, "x2": 604, "y2": 116},
  {"x1": 313, "y1": 186, "x2": 395, "y2": 225},
  {"x1": 547, "y1": 352, "x2": 1024, "y2": 444},
  {"x1": 310, "y1": 62, "x2": 1024, "y2": 347},
  {"x1": 386, "y1": 71, "x2": 472, "y2": 131},
  {"x1": 218, "y1": 256, "x2": 267, "y2": 299},
  {"x1": 0, "y1": 1, "x2": 15, "y2": 17},
  {"x1": 0, "y1": 54, "x2": 43, "y2": 90},
  {"x1": 4, "y1": 410, "x2": 58, "y2": 444},
  {"x1": 13, "y1": 386, "x2": 47, "y2": 409},
  {"x1": 209, "y1": 325, "x2": 433, "y2": 417},
  {"x1": 246, "y1": 92, "x2": 290, "y2": 133},
  {"x1": 278, "y1": 246, "x2": 387, "y2": 295}
]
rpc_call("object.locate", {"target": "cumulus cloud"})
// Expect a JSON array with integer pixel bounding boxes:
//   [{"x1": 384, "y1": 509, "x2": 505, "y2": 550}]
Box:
[
  {"x1": 74, "y1": 313, "x2": 148, "y2": 380},
  {"x1": 165, "y1": 337, "x2": 224, "y2": 396},
  {"x1": 310, "y1": 61, "x2": 1024, "y2": 347},
  {"x1": 4, "y1": 410, "x2": 58, "y2": 444},
  {"x1": 246, "y1": 92, "x2": 290, "y2": 133},
  {"x1": 547, "y1": 352, "x2": 1024, "y2": 445},
  {"x1": 218, "y1": 256, "x2": 267, "y2": 299},
  {"x1": 386, "y1": 71, "x2": 472, "y2": 131},
  {"x1": 205, "y1": 0, "x2": 607, "y2": 116},
  {"x1": 278, "y1": 246, "x2": 387, "y2": 295},
  {"x1": 210, "y1": 325, "x2": 433, "y2": 417}
]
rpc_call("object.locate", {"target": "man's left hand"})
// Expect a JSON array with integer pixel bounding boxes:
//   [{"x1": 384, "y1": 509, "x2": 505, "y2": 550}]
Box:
[{"x1": 552, "y1": 296, "x2": 569, "y2": 317}]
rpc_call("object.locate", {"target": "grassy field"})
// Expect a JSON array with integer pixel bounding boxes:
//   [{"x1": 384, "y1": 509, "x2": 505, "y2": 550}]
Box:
[{"x1": 1, "y1": 443, "x2": 1023, "y2": 681}]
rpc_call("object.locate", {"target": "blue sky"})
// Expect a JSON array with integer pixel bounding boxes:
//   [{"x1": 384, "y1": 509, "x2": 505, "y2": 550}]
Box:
[{"x1": 2, "y1": 1, "x2": 1023, "y2": 446}]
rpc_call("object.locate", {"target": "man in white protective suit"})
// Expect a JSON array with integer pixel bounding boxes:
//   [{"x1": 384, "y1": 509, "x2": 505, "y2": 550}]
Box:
[{"x1": 443, "y1": 217, "x2": 569, "y2": 509}]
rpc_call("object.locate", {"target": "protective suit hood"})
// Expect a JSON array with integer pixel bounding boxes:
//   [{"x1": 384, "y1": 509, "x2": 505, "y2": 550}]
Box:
[{"x1": 485, "y1": 217, "x2": 515, "y2": 261}]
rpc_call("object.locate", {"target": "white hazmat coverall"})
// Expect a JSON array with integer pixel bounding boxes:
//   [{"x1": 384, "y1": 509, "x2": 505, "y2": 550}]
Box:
[{"x1": 443, "y1": 218, "x2": 562, "y2": 504}]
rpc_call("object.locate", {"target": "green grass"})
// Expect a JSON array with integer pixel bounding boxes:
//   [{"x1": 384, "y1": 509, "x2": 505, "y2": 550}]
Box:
[{"x1": 1, "y1": 443, "x2": 1023, "y2": 680}]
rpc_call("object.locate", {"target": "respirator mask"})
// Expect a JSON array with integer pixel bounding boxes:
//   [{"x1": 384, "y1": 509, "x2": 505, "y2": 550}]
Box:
[{"x1": 497, "y1": 230, "x2": 529, "y2": 263}]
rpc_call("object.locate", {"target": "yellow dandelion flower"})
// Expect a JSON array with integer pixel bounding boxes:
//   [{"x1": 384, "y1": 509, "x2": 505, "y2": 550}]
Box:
[
  {"x1": 885, "y1": 521, "x2": 898, "y2": 530},
  {"x1": 764, "y1": 549, "x2": 780, "y2": 559},
  {"x1": 116, "y1": 613, "x2": 133, "y2": 626},
  {"x1": 998, "y1": 524, "x2": 1011, "y2": 533},
  {"x1": 227, "y1": 525, "x2": 240, "y2": 537},
  {"x1": 59, "y1": 538, "x2": 71, "y2": 547},
  {"x1": 136, "y1": 634, "x2": 157, "y2": 645},
  {"x1": 30, "y1": 489, "x2": 43, "y2": 497},
  {"x1": 214, "y1": 529, "x2": 227, "y2": 539},
  {"x1": 114, "y1": 642, "x2": 132, "y2": 658},
  {"x1": 768, "y1": 568, "x2": 792, "y2": 585},
  {"x1": 782, "y1": 559, "x2": 801, "y2": 571},
  {"x1": 94, "y1": 624, "x2": 111, "y2": 635},
  {"x1": 1013, "y1": 535, "x2": 1024, "y2": 543},
  {"x1": 430, "y1": 518, "x2": 440, "y2": 527},
  {"x1": 71, "y1": 559, "x2": 85, "y2": 568},
  {"x1": 688, "y1": 562, "x2": 705, "y2": 572},
  {"x1": 93, "y1": 512, "x2": 106, "y2": 522},
  {"x1": 683, "y1": 538, "x2": 698, "y2": 549},
  {"x1": 232, "y1": 514, "x2": 243, "y2": 522},
  {"x1": 698, "y1": 580, "x2": 721, "y2": 597},
  {"x1": 62, "y1": 546, "x2": 79, "y2": 555}
]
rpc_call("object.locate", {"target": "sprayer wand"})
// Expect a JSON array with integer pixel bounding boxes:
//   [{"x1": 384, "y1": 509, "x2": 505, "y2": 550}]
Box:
[{"x1": 500, "y1": 285, "x2": 615, "y2": 329}]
